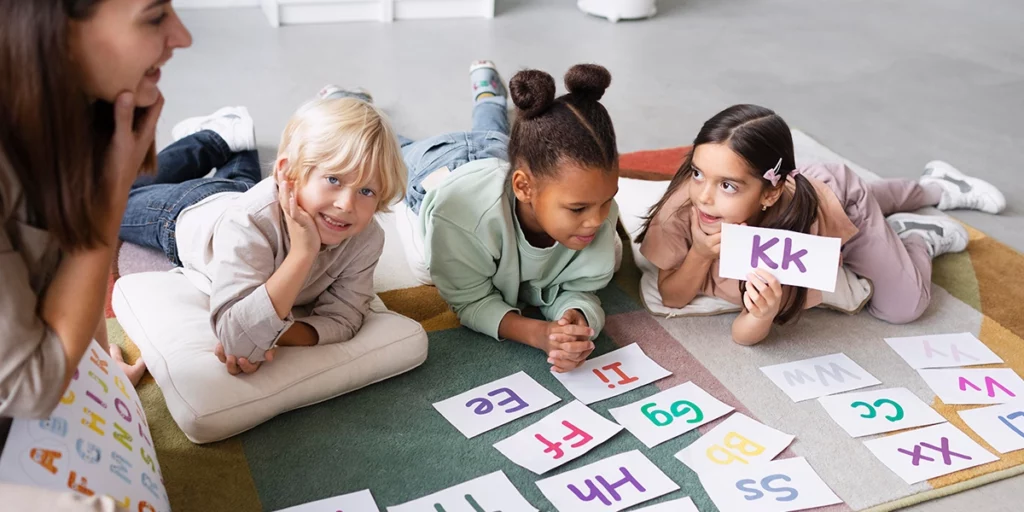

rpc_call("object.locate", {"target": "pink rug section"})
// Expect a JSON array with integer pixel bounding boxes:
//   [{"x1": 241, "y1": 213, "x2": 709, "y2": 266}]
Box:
[{"x1": 118, "y1": 242, "x2": 174, "y2": 277}]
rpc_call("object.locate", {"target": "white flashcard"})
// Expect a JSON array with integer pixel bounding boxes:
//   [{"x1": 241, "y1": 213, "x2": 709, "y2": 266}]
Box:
[
  {"x1": 609, "y1": 382, "x2": 734, "y2": 448},
  {"x1": 957, "y1": 401, "x2": 1024, "y2": 454},
  {"x1": 817, "y1": 387, "x2": 947, "y2": 438},
  {"x1": 760, "y1": 353, "x2": 881, "y2": 402},
  {"x1": 674, "y1": 413, "x2": 795, "y2": 475},
  {"x1": 633, "y1": 497, "x2": 699, "y2": 512},
  {"x1": 885, "y1": 333, "x2": 1002, "y2": 369},
  {"x1": 493, "y1": 401, "x2": 622, "y2": 474},
  {"x1": 275, "y1": 490, "x2": 379, "y2": 512},
  {"x1": 386, "y1": 471, "x2": 536, "y2": 512},
  {"x1": 719, "y1": 223, "x2": 842, "y2": 292},
  {"x1": 699, "y1": 457, "x2": 843, "y2": 512},
  {"x1": 917, "y1": 368, "x2": 1024, "y2": 405},
  {"x1": 0, "y1": 342, "x2": 170, "y2": 511},
  {"x1": 535, "y1": 450, "x2": 679, "y2": 512},
  {"x1": 863, "y1": 422, "x2": 998, "y2": 484},
  {"x1": 433, "y1": 371, "x2": 561, "y2": 438},
  {"x1": 551, "y1": 344, "x2": 672, "y2": 405}
]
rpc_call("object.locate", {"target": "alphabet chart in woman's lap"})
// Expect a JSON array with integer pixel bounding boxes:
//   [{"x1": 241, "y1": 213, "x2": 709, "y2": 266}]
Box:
[{"x1": 0, "y1": 342, "x2": 169, "y2": 512}]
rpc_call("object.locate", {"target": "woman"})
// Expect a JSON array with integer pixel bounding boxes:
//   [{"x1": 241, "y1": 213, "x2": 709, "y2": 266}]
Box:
[{"x1": 0, "y1": 0, "x2": 192, "y2": 420}]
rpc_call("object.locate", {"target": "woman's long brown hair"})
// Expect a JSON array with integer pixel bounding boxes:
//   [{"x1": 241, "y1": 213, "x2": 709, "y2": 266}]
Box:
[
  {"x1": 637, "y1": 104, "x2": 820, "y2": 325},
  {"x1": 0, "y1": 0, "x2": 155, "y2": 250}
]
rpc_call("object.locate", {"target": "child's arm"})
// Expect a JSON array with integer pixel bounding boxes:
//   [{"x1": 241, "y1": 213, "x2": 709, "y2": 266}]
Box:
[
  {"x1": 266, "y1": 174, "x2": 322, "y2": 321},
  {"x1": 265, "y1": 248, "x2": 317, "y2": 320},
  {"x1": 291, "y1": 233, "x2": 383, "y2": 346},
  {"x1": 207, "y1": 227, "x2": 290, "y2": 363},
  {"x1": 497, "y1": 312, "x2": 594, "y2": 373},
  {"x1": 540, "y1": 270, "x2": 613, "y2": 337},
  {"x1": 206, "y1": 197, "x2": 319, "y2": 364},
  {"x1": 428, "y1": 218, "x2": 522, "y2": 337},
  {"x1": 428, "y1": 218, "x2": 585, "y2": 352},
  {"x1": 657, "y1": 251, "x2": 716, "y2": 308},
  {"x1": 731, "y1": 269, "x2": 783, "y2": 345},
  {"x1": 656, "y1": 212, "x2": 722, "y2": 308}
]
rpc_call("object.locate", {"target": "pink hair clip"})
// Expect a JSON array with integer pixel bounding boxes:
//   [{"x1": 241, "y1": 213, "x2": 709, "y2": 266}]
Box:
[{"x1": 763, "y1": 158, "x2": 783, "y2": 187}]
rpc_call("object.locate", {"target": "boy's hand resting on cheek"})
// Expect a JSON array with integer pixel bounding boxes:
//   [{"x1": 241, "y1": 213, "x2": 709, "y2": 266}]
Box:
[
  {"x1": 544, "y1": 309, "x2": 595, "y2": 373},
  {"x1": 277, "y1": 168, "x2": 321, "y2": 257},
  {"x1": 689, "y1": 211, "x2": 722, "y2": 260},
  {"x1": 743, "y1": 268, "x2": 783, "y2": 320},
  {"x1": 215, "y1": 342, "x2": 277, "y2": 375}
]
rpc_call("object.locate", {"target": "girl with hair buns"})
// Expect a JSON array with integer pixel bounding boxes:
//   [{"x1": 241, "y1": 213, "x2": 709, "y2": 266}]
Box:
[{"x1": 397, "y1": 61, "x2": 621, "y2": 373}]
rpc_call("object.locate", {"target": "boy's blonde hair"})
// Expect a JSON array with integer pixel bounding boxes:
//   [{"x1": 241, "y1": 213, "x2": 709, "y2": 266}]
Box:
[{"x1": 276, "y1": 98, "x2": 406, "y2": 212}]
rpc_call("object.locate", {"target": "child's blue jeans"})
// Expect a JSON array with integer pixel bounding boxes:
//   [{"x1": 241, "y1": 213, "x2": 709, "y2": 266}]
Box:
[
  {"x1": 119, "y1": 131, "x2": 261, "y2": 265},
  {"x1": 402, "y1": 96, "x2": 510, "y2": 214}
]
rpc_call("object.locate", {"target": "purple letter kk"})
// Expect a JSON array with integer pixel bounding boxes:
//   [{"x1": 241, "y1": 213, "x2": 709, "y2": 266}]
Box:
[
  {"x1": 751, "y1": 235, "x2": 808, "y2": 273},
  {"x1": 750, "y1": 235, "x2": 779, "y2": 269},
  {"x1": 781, "y1": 238, "x2": 808, "y2": 272}
]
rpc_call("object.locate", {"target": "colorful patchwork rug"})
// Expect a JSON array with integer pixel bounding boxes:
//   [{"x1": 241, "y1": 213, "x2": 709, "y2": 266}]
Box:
[{"x1": 106, "y1": 131, "x2": 1024, "y2": 511}]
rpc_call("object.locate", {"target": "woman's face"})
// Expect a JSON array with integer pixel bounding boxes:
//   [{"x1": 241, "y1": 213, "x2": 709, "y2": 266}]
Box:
[{"x1": 69, "y1": 0, "x2": 192, "y2": 107}]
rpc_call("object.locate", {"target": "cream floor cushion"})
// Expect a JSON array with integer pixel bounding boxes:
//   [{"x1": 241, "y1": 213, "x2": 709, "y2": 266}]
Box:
[{"x1": 111, "y1": 271, "x2": 428, "y2": 444}]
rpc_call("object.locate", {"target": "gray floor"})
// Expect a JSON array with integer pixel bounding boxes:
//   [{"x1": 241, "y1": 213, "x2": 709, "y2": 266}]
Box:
[{"x1": 163, "y1": 1, "x2": 1023, "y2": 509}]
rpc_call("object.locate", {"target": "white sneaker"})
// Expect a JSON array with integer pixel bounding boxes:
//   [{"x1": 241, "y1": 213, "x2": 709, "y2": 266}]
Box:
[
  {"x1": 316, "y1": 85, "x2": 373, "y2": 103},
  {"x1": 887, "y1": 213, "x2": 968, "y2": 258},
  {"x1": 920, "y1": 160, "x2": 1006, "y2": 214},
  {"x1": 171, "y1": 106, "x2": 256, "y2": 153}
]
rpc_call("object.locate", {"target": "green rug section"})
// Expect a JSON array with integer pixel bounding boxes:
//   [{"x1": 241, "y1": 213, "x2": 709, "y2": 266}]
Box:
[
  {"x1": 240, "y1": 321, "x2": 716, "y2": 511},
  {"x1": 596, "y1": 278, "x2": 645, "y2": 317}
]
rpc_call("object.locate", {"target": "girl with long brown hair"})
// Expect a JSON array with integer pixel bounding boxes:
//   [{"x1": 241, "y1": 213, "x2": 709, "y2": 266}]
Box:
[
  {"x1": 637, "y1": 104, "x2": 1005, "y2": 345},
  {"x1": 0, "y1": 0, "x2": 191, "y2": 419}
]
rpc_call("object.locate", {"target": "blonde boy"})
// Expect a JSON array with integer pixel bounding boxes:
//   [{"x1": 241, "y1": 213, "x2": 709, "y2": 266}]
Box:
[{"x1": 119, "y1": 98, "x2": 405, "y2": 375}]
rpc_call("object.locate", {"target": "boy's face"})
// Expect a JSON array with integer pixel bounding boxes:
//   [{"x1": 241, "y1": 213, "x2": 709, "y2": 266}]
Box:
[{"x1": 295, "y1": 167, "x2": 381, "y2": 246}]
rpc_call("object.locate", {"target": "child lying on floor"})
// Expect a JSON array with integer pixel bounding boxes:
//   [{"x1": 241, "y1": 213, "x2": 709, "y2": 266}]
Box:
[
  {"x1": 381, "y1": 60, "x2": 622, "y2": 373},
  {"x1": 119, "y1": 99, "x2": 405, "y2": 374},
  {"x1": 636, "y1": 104, "x2": 1005, "y2": 345}
]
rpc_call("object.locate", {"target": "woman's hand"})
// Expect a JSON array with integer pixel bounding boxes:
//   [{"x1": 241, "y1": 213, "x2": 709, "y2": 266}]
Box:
[
  {"x1": 107, "y1": 92, "x2": 162, "y2": 198},
  {"x1": 103, "y1": 92, "x2": 163, "y2": 240}
]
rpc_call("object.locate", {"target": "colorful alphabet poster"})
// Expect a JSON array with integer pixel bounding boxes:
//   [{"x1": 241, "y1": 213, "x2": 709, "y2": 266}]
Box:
[
  {"x1": 433, "y1": 371, "x2": 561, "y2": 438},
  {"x1": 0, "y1": 342, "x2": 169, "y2": 511},
  {"x1": 674, "y1": 413, "x2": 794, "y2": 475},
  {"x1": 957, "y1": 401, "x2": 1024, "y2": 454},
  {"x1": 884, "y1": 333, "x2": 1002, "y2": 369},
  {"x1": 535, "y1": 450, "x2": 679, "y2": 512},
  {"x1": 551, "y1": 344, "x2": 671, "y2": 405},
  {"x1": 817, "y1": 387, "x2": 946, "y2": 438},
  {"x1": 275, "y1": 489, "x2": 379, "y2": 512},
  {"x1": 699, "y1": 457, "x2": 843, "y2": 512},
  {"x1": 863, "y1": 422, "x2": 998, "y2": 484},
  {"x1": 760, "y1": 353, "x2": 881, "y2": 402},
  {"x1": 493, "y1": 401, "x2": 622, "y2": 474},
  {"x1": 387, "y1": 471, "x2": 536, "y2": 512},
  {"x1": 719, "y1": 223, "x2": 842, "y2": 292},
  {"x1": 609, "y1": 382, "x2": 733, "y2": 448},
  {"x1": 917, "y1": 368, "x2": 1024, "y2": 405}
]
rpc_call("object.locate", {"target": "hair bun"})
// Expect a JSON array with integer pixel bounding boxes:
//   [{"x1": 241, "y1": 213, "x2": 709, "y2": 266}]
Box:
[
  {"x1": 510, "y1": 69, "x2": 556, "y2": 119},
  {"x1": 564, "y1": 64, "x2": 611, "y2": 101}
]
